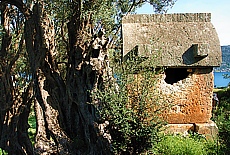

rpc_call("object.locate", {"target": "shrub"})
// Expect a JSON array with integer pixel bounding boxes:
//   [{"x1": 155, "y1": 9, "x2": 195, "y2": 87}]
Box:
[
  {"x1": 212, "y1": 88, "x2": 230, "y2": 154},
  {"x1": 96, "y1": 51, "x2": 166, "y2": 154},
  {"x1": 154, "y1": 134, "x2": 217, "y2": 155}
]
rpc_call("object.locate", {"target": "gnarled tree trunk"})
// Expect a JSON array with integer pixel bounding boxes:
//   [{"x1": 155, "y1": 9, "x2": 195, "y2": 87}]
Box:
[
  {"x1": 0, "y1": 4, "x2": 33, "y2": 154},
  {"x1": 23, "y1": 2, "x2": 111, "y2": 154}
]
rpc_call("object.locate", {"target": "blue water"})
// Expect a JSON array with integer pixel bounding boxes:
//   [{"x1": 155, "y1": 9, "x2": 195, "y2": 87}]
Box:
[{"x1": 214, "y1": 72, "x2": 230, "y2": 88}]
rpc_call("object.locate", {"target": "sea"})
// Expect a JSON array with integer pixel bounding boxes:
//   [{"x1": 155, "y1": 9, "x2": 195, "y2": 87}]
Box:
[{"x1": 214, "y1": 72, "x2": 230, "y2": 88}]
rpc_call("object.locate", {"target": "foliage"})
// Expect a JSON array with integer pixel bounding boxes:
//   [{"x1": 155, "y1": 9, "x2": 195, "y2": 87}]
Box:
[
  {"x1": 31, "y1": 0, "x2": 176, "y2": 79},
  {"x1": 28, "y1": 108, "x2": 36, "y2": 146},
  {"x1": 212, "y1": 88, "x2": 230, "y2": 154},
  {"x1": 97, "y1": 51, "x2": 166, "y2": 154},
  {"x1": 154, "y1": 134, "x2": 218, "y2": 155},
  {"x1": 0, "y1": 149, "x2": 7, "y2": 155}
]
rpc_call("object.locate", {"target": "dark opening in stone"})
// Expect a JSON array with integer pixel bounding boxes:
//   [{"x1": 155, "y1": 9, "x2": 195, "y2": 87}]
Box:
[{"x1": 164, "y1": 68, "x2": 190, "y2": 84}]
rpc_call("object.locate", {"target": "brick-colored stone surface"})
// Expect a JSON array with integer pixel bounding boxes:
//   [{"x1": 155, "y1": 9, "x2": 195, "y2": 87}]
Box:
[
  {"x1": 157, "y1": 68, "x2": 213, "y2": 123},
  {"x1": 164, "y1": 121, "x2": 218, "y2": 140},
  {"x1": 195, "y1": 121, "x2": 218, "y2": 140},
  {"x1": 122, "y1": 13, "x2": 221, "y2": 67},
  {"x1": 164, "y1": 124, "x2": 194, "y2": 136}
]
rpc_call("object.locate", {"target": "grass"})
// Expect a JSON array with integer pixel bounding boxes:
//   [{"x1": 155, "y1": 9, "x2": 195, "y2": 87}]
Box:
[
  {"x1": 28, "y1": 109, "x2": 36, "y2": 146},
  {"x1": 153, "y1": 134, "x2": 218, "y2": 155}
]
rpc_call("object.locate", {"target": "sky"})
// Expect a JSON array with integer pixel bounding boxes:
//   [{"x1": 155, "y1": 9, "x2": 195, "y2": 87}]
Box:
[{"x1": 136, "y1": 0, "x2": 230, "y2": 46}]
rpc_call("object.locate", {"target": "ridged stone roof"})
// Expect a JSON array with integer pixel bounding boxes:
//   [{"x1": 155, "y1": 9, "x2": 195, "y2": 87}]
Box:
[{"x1": 122, "y1": 13, "x2": 222, "y2": 67}]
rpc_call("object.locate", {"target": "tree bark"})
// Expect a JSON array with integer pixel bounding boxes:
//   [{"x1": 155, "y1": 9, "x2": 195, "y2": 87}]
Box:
[
  {"x1": 0, "y1": 4, "x2": 33, "y2": 155},
  {"x1": 1, "y1": 1, "x2": 112, "y2": 154},
  {"x1": 24, "y1": 3, "x2": 72, "y2": 154},
  {"x1": 24, "y1": 2, "x2": 111, "y2": 154}
]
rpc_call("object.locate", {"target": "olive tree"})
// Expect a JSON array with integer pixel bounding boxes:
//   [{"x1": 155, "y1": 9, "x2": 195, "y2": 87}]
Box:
[{"x1": 0, "y1": 0, "x2": 176, "y2": 154}]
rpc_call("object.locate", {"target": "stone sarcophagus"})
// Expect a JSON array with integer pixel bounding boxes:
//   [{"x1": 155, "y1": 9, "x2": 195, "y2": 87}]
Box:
[{"x1": 122, "y1": 13, "x2": 221, "y2": 138}]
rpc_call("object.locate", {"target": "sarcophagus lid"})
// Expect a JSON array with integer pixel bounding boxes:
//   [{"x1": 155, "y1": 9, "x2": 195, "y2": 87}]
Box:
[{"x1": 122, "y1": 13, "x2": 221, "y2": 67}]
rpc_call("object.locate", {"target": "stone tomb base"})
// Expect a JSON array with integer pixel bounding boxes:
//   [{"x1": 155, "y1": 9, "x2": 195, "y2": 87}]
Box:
[{"x1": 165, "y1": 121, "x2": 218, "y2": 140}]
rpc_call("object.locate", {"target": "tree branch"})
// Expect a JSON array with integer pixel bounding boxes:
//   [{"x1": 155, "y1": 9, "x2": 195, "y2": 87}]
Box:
[
  {"x1": 108, "y1": 0, "x2": 144, "y2": 49},
  {"x1": 1, "y1": 0, "x2": 31, "y2": 18}
]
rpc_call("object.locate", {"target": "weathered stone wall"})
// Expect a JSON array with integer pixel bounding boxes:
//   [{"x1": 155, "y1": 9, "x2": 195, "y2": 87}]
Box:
[{"x1": 157, "y1": 68, "x2": 213, "y2": 124}]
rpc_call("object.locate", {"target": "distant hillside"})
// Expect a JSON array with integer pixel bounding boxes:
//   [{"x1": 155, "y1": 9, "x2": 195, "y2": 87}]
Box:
[{"x1": 214, "y1": 45, "x2": 230, "y2": 72}]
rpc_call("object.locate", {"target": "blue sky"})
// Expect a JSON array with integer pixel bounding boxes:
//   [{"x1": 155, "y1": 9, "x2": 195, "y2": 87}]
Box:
[{"x1": 136, "y1": 0, "x2": 230, "y2": 46}]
